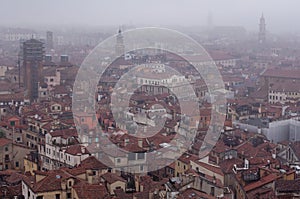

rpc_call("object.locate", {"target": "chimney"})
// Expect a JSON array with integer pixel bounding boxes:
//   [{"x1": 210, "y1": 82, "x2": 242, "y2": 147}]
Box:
[
  {"x1": 81, "y1": 147, "x2": 85, "y2": 154},
  {"x1": 138, "y1": 139, "x2": 143, "y2": 148},
  {"x1": 124, "y1": 138, "x2": 130, "y2": 146},
  {"x1": 244, "y1": 159, "x2": 249, "y2": 169}
]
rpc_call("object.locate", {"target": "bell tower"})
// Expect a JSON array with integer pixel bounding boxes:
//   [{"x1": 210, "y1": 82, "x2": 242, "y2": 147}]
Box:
[
  {"x1": 115, "y1": 28, "x2": 125, "y2": 56},
  {"x1": 258, "y1": 13, "x2": 266, "y2": 44}
]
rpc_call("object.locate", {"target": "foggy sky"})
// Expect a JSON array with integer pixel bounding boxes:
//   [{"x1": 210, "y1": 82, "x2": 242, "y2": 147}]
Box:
[{"x1": 0, "y1": 0, "x2": 299, "y2": 33}]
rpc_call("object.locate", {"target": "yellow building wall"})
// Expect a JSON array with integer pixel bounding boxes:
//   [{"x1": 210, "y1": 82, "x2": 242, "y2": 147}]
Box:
[
  {"x1": 24, "y1": 158, "x2": 38, "y2": 175},
  {"x1": 37, "y1": 191, "x2": 67, "y2": 199},
  {"x1": 175, "y1": 160, "x2": 190, "y2": 177},
  {"x1": 108, "y1": 181, "x2": 126, "y2": 195}
]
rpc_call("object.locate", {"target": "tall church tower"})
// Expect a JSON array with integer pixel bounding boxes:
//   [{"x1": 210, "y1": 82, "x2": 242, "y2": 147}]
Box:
[
  {"x1": 21, "y1": 38, "x2": 45, "y2": 102},
  {"x1": 258, "y1": 14, "x2": 266, "y2": 44},
  {"x1": 115, "y1": 28, "x2": 125, "y2": 56}
]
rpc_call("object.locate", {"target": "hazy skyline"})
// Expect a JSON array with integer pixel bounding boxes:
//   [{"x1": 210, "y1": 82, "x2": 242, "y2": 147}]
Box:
[{"x1": 0, "y1": 0, "x2": 299, "y2": 33}]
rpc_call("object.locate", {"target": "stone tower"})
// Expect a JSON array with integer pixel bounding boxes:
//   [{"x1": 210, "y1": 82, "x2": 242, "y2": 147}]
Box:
[
  {"x1": 115, "y1": 28, "x2": 125, "y2": 56},
  {"x1": 258, "y1": 14, "x2": 266, "y2": 44}
]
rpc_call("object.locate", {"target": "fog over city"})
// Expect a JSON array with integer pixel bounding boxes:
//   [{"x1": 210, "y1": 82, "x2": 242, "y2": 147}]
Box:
[
  {"x1": 0, "y1": 0, "x2": 299, "y2": 33},
  {"x1": 1, "y1": 1, "x2": 300, "y2": 199}
]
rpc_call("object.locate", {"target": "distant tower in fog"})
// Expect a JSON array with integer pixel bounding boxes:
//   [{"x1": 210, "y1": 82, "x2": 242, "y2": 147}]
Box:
[
  {"x1": 258, "y1": 14, "x2": 266, "y2": 44},
  {"x1": 21, "y1": 39, "x2": 45, "y2": 102},
  {"x1": 115, "y1": 28, "x2": 125, "y2": 56},
  {"x1": 46, "y1": 31, "x2": 53, "y2": 50}
]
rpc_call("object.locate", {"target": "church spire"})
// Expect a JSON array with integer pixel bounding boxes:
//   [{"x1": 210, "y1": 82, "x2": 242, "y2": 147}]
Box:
[
  {"x1": 258, "y1": 13, "x2": 266, "y2": 44},
  {"x1": 115, "y1": 27, "x2": 125, "y2": 56}
]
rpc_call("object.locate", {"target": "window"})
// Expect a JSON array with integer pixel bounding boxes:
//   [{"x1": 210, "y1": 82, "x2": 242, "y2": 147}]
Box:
[
  {"x1": 5, "y1": 147, "x2": 8, "y2": 151},
  {"x1": 137, "y1": 153, "x2": 145, "y2": 160},
  {"x1": 55, "y1": 194, "x2": 60, "y2": 199},
  {"x1": 37, "y1": 196, "x2": 44, "y2": 199},
  {"x1": 128, "y1": 153, "x2": 135, "y2": 161},
  {"x1": 15, "y1": 161, "x2": 19, "y2": 167},
  {"x1": 210, "y1": 187, "x2": 215, "y2": 196}
]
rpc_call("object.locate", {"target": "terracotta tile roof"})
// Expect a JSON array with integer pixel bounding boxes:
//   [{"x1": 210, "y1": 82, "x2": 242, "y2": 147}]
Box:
[
  {"x1": 65, "y1": 145, "x2": 90, "y2": 156},
  {"x1": 270, "y1": 81, "x2": 300, "y2": 93},
  {"x1": 262, "y1": 67, "x2": 300, "y2": 79},
  {"x1": 0, "y1": 169, "x2": 18, "y2": 176},
  {"x1": 0, "y1": 92, "x2": 24, "y2": 102},
  {"x1": 247, "y1": 187, "x2": 275, "y2": 199},
  {"x1": 244, "y1": 173, "x2": 280, "y2": 192},
  {"x1": 5, "y1": 172, "x2": 25, "y2": 185},
  {"x1": 60, "y1": 167, "x2": 86, "y2": 176},
  {"x1": 7, "y1": 115, "x2": 21, "y2": 121},
  {"x1": 109, "y1": 133, "x2": 148, "y2": 152},
  {"x1": 52, "y1": 85, "x2": 71, "y2": 95},
  {"x1": 134, "y1": 191, "x2": 150, "y2": 199},
  {"x1": 49, "y1": 128, "x2": 78, "y2": 139},
  {"x1": 219, "y1": 159, "x2": 243, "y2": 174},
  {"x1": 178, "y1": 188, "x2": 215, "y2": 199},
  {"x1": 0, "y1": 184, "x2": 22, "y2": 198},
  {"x1": 73, "y1": 182, "x2": 109, "y2": 199},
  {"x1": 100, "y1": 172, "x2": 126, "y2": 184},
  {"x1": 78, "y1": 156, "x2": 110, "y2": 170},
  {"x1": 141, "y1": 177, "x2": 168, "y2": 192},
  {"x1": 212, "y1": 139, "x2": 231, "y2": 154},
  {"x1": 275, "y1": 178, "x2": 300, "y2": 192},
  {"x1": 114, "y1": 188, "x2": 133, "y2": 199},
  {"x1": 24, "y1": 170, "x2": 83, "y2": 193},
  {"x1": 234, "y1": 141, "x2": 272, "y2": 159},
  {"x1": 0, "y1": 138, "x2": 11, "y2": 146},
  {"x1": 195, "y1": 161, "x2": 224, "y2": 176},
  {"x1": 178, "y1": 153, "x2": 199, "y2": 165}
]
